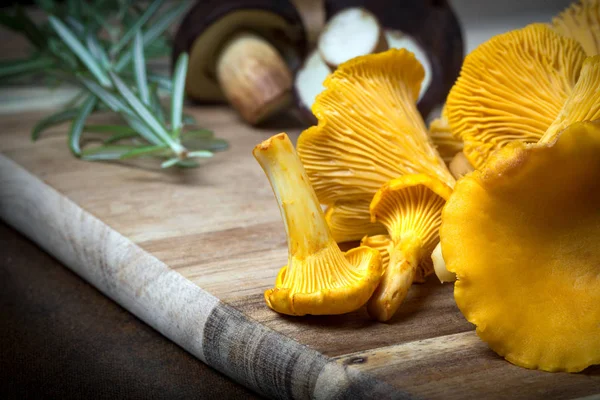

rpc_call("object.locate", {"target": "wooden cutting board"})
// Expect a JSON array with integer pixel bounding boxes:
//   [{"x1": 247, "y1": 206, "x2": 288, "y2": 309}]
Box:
[{"x1": 1, "y1": 108, "x2": 598, "y2": 399}]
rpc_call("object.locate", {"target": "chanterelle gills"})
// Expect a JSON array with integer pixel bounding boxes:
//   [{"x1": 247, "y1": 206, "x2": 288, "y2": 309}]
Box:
[
  {"x1": 297, "y1": 49, "x2": 455, "y2": 321},
  {"x1": 552, "y1": 0, "x2": 599, "y2": 56},
  {"x1": 368, "y1": 174, "x2": 453, "y2": 321},
  {"x1": 297, "y1": 49, "x2": 454, "y2": 241},
  {"x1": 440, "y1": 121, "x2": 600, "y2": 372},
  {"x1": 253, "y1": 133, "x2": 382, "y2": 316},
  {"x1": 445, "y1": 24, "x2": 586, "y2": 169}
]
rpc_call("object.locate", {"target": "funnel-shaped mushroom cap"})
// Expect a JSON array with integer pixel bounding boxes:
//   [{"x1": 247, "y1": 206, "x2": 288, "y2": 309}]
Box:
[
  {"x1": 298, "y1": 49, "x2": 454, "y2": 204},
  {"x1": 446, "y1": 24, "x2": 586, "y2": 169},
  {"x1": 428, "y1": 106, "x2": 463, "y2": 163},
  {"x1": 367, "y1": 174, "x2": 453, "y2": 321},
  {"x1": 326, "y1": 201, "x2": 386, "y2": 243},
  {"x1": 253, "y1": 133, "x2": 382, "y2": 316},
  {"x1": 552, "y1": 0, "x2": 600, "y2": 56},
  {"x1": 542, "y1": 55, "x2": 600, "y2": 143},
  {"x1": 297, "y1": 49, "x2": 454, "y2": 242},
  {"x1": 440, "y1": 121, "x2": 600, "y2": 372}
]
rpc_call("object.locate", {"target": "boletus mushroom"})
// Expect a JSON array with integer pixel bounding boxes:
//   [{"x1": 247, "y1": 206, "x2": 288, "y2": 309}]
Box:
[
  {"x1": 317, "y1": 7, "x2": 388, "y2": 69},
  {"x1": 322, "y1": 0, "x2": 464, "y2": 119},
  {"x1": 440, "y1": 121, "x2": 600, "y2": 372},
  {"x1": 173, "y1": 0, "x2": 308, "y2": 125},
  {"x1": 253, "y1": 133, "x2": 382, "y2": 316}
]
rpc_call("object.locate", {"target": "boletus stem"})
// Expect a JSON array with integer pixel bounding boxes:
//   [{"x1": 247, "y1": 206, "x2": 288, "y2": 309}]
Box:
[{"x1": 216, "y1": 33, "x2": 293, "y2": 125}]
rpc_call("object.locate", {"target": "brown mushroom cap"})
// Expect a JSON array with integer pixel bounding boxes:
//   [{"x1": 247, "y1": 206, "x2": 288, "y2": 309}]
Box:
[
  {"x1": 323, "y1": 0, "x2": 464, "y2": 119},
  {"x1": 173, "y1": 0, "x2": 308, "y2": 103}
]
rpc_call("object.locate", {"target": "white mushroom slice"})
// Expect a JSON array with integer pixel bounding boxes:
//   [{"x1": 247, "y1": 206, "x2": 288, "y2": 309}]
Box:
[
  {"x1": 318, "y1": 8, "x2": 387, "y2": 68},
  {"x1": 294, "y1": 49, "x2": 331, "y2": 120}
]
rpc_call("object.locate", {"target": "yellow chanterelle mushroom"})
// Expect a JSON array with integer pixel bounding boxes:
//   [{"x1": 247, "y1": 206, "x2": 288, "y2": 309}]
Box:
[
  {"x1": 440, "y1": 121, "x2": 600, "y2": 372},
  {"x1": 253, "y1": 133, "x2": 382, "y2": 316},
  {"x1": 445, "y1": 23, "x2": 586, "y2": 169},
  {"x1": 368, "y1": 174, "x2": 453, "y2": 321},
  {"x1": 297, "y1": 49, "x2": 455, "y2": 321},
  {"x1": 552, "y1": 0, "x2": 599, "y2": 56}
]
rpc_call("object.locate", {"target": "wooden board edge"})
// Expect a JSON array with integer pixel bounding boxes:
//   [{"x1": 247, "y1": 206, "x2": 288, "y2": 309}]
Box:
[{"x1": 0, "y1": 154, "x2": 407, "y2": 399}]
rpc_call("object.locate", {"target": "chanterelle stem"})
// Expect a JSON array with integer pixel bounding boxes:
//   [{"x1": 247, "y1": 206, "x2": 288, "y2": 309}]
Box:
[{"x1": 253, "y1": 133, "x2": 332, "y2": 260}]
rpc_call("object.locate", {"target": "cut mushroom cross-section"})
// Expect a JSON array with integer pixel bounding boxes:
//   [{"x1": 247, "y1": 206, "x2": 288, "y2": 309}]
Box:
[
  {"x1": 173, "y1": 0, "x2": 307, "y2": 125},
  {"x1": 318, "y1": 7, "x2": 388, "y2": 69}
]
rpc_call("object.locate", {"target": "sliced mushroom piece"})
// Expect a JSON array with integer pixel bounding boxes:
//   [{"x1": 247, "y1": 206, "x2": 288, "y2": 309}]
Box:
[
  {"x1": 323, "y1": 0, "x2": 464, "y2": 120},
  {"x1": 318, "y1": 7, "x2": 388, "y2": 69},
  {"x1": 293, "y1": 49, "x2": 331, "y2": 125},
  {"x1": 173, "y1": 0, "x2": 308, "y2": 125}
]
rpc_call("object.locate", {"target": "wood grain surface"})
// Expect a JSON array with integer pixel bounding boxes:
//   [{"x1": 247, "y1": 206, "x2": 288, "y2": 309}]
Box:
[{"x1": 1, "y1": 108, "x2": 599, "y2": 399}]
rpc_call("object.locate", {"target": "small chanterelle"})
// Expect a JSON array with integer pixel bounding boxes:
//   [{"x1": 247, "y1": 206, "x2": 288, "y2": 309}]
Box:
[{"x1": 253, "y1": 133, "x2": 382, "y2": 316}]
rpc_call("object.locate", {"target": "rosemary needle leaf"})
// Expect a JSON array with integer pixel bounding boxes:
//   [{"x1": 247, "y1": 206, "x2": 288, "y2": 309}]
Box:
[
  {"x1": 150, "y1": 85, "x2": 166, "y2": 123},
  {"x1": 143, "y1": 2, "x2": 188, "y2": 45},
  {"x1": 176, "y1": 160, "x2": 199, "y2": 168},
  {"x1": 182, "y1": 129, "x2": 213, "y2": 138},
  {"x1": 110, "y1": 0, "x2": 163, "y2": 57},
  {"x1": 103, "y1": 130, "x2": 139, "y2": 144},
  {"x1": 78, "y1": 75, "x2": 131, "y2": 115},
  {"x1": 187, "y1": 150, "x2": 213, "y2": 158},
  {"x1": 69, "y1": 95, "x2": 98, "y2": 156},
  {"x1": 108, "y1": 70, "x2": 181, "y2": 152},
  {"x1": 31, "y1": 108, "x2": 79, "y2": 141},
  {"x1": 170, "y1": 52, "x2": 188, "y2": 137},
  {"x1": 49, "y1": 16, "x2": 111, "y2": 87},
  {"x1": 81, "y1": 144, "x2": 135, "y2": 161},
  {"x1": 122, "y1": 114, "x2": 162, "y2": 145},
  {"x1": 120, "y1": 143, "x2": 168, "y2": 159},
  {"x1": 0, "y1": 57, "x2": 55, "y2": 79},
  {"x1": 161, "y1": 157, "x2": 180, "y2": 169},
  {"x1": 133, "y1": 31, "x2": 150, "y2": 105},
  {"x1": 86, "y1": 32, "x2": 111, "y2": 70},
  {"x1": 85, "y1": 124, "x2": 136, "y2": 135},
  {"x1": 114, "y1": 1, "x2": 188, "y2": 72}
]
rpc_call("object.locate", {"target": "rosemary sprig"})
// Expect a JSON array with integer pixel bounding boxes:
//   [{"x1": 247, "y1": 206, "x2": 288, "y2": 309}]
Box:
[{"x1": 0, "y1": 0, "x2": 227, "y2": 168}]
